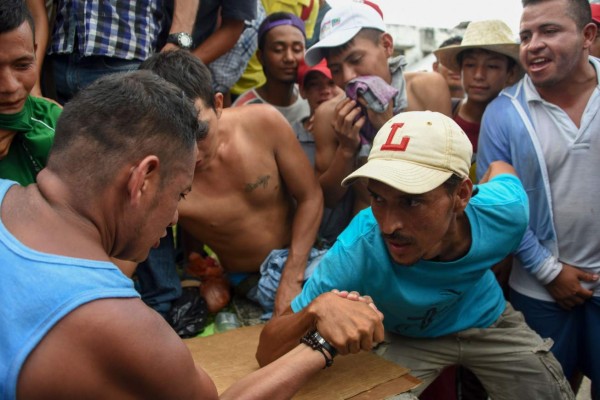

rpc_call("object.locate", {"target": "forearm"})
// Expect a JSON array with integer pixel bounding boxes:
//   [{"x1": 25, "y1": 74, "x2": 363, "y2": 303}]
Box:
[
  {"x1": 222, "y1": 344, "x2": 324, "y2": 400},
  {"x1": 192, "y1": 19, "x2": 244, "y2": 64},
  {"x1": 283, "y1": 194, "x2": 323, "y2": 278},
  {"x1": 256, "y1": 309, "x2": 315, "y2": 366},
  {"x1": 170, "y1": 0, "x2": 199, "y2": 34},
  {"x1": 515, "y1": 229, "x2": 560, "y2": 284}
]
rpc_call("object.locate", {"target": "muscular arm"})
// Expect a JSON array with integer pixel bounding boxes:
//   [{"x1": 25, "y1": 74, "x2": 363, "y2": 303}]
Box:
[
  {"x1": 268, "y1": 108, "x2": 324, "y2": 315},
  {"x1": 192, "y1": 17, "x2": 245, "y2": 64},
  {"x1": 19, "y1": 297, "x2": 336, "y2": 400},
  {"x1": 18, "y1": 299, "x2": 215, "y2": 399},
  {"x1": 26, "y1": 0, "x2": 48, "y2": 97},
  {"x1": 313, "y1": 96, "x2": 363, "y2": 207},
  {"x1": 405, "y1": 72, "x2": 452, "y2": 116}
]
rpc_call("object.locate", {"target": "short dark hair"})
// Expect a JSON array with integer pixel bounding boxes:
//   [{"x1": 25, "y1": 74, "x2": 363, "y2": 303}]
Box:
[
  {"x1": 442, "y1": 174, "x2": 465, "y2": 195},
  {"x1": 48, "y1": 70, "x2": 204, "y2": 191},
  {"x1": 442, "y1": 173, "x2": 479, "y2": 197},
  {"x1": 439, "y1": 36, "x2": 462, "y2": 49},
  {"x1": 140, "y1": 50, "x2": 215, "y2": 109},
  {"x1": 522, "y1": 0, "x2": 592, "y2": 29},
  {"x1": 324, "y1": 27, "x2": 384, "y2": 60},
  {"x1": 257, "y1": 12, "x2": 306, "y2": 51},
  {"x1": 0, "y1": 0, "x2": 35, "y2": 39}
]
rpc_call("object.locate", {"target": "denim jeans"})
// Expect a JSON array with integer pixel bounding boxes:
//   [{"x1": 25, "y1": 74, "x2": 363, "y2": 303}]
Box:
[
  {"x1": 135, "y1": 228, "x2": 182, "y2": 317},
  {"x1": 49, "y1": 53, "x2": 141, "y2": 104}
]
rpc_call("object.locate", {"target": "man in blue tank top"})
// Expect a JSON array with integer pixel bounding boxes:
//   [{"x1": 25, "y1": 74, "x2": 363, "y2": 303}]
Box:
[
  {"x1": 0, "y1": 70, "x2": 343, "y2": 399},
  {"x1": 257, "y1": 111, "x2": 575, "y2": 399}
]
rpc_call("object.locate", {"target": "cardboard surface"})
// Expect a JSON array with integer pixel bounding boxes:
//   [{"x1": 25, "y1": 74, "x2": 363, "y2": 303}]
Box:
[{"x1": 184, "y1": 324, "x2": 421, "y2": 399}]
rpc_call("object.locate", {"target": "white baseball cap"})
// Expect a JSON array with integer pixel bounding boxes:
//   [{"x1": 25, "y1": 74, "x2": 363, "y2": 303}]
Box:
[
  {"x1": 304, "y1": 0, "x2": 386, "y2": 66},
  {"x1": 342, "y1": 111, "x2": 473, "y2": 194}
]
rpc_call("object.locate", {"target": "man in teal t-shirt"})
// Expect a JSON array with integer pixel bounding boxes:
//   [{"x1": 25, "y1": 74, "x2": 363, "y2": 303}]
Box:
[
  {"x1": 0, "y1": 2, "x2": 61, "y2": 185},
  {"x1": 257, "y1": 111, "x2": 575, "y2": 400}
]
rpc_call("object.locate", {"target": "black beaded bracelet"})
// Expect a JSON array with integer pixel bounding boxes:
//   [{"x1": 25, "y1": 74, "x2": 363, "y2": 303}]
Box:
[{"x1": 300, "y1": 330, "x2": 336, "y2": 368}]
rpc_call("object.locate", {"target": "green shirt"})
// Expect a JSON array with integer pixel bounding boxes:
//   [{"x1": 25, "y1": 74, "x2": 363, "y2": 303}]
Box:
[{"x1": 0, "y1": 96, "x2": 61, "y2": 186}]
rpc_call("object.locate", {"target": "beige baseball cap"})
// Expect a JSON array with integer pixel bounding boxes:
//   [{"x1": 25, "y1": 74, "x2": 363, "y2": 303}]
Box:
[{"x1": 342, "y1": 111, "x2": 472, "y2": 194}]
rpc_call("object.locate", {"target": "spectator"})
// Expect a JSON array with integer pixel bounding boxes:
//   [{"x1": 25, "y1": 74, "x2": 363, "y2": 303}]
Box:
[
  {"x1": 232, "y1": 12, "x2": 310, "y2": 126},
  {"x1": 435, "y1": 20, "x2": 522, "y2": 166},
  {"x1": 0, "y1": 0, "x2": 60, "y2": 185},
  {"x1": 293, "y1": 58, "x2": 342, "y2": 166},
  {"x1": 160, "y1": 0, "x2": 257, "y2": 100},
  {"x1": 308, "y1": 0, "x2": 452, "y2": 239},
  {"x1": 230, "y1": 0, "x2": 320, "y2": 100},
  {"x1": 477, "y1": 0, "x2": 600, "y2": 396},
  {"x1": 141, "y1": 50, "x2": 323, "y2": 318},
  {"x1": 46, "y1": 0, "x2": 199, "y2": 104}
]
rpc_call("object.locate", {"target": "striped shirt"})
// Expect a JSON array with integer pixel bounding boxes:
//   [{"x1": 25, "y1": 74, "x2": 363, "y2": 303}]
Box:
[{"x1": 48, "y1": 0, "x2": 164, "y2": 61}]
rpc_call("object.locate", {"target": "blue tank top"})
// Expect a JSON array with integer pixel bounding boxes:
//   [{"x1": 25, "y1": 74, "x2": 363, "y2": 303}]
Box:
[{"x1": 0, "y1": 179, "x2": 140, "y2": 399}]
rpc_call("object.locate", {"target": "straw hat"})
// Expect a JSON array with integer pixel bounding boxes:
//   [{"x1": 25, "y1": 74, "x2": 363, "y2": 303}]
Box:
[{"x1": 434, "y1": 20, "x2": 521, "y2": 73}]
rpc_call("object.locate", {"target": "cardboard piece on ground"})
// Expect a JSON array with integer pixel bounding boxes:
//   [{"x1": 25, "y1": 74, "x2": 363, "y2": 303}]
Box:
[{"x1": 184, "y1": 324, "x2": 421, "y2": 399}]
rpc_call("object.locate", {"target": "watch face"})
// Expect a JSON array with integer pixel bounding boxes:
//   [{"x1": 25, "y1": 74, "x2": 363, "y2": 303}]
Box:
[{"x1": 179, "y1": 33, "x2": 192, "y2": 48}]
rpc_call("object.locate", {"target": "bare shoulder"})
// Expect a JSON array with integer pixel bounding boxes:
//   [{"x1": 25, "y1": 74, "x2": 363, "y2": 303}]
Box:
[
  {"x1": 404, "y1": 70, "x2": 447, "y2": 87},
  {"x1": 18, "y1": 298, "x2": 216, "y2": 399},
  {"x1": 230, "y1": 103, "x2": 289, "y2": 126},
  {"x1": 404, "y1": 71, "x2": 452, "y2": 115}
]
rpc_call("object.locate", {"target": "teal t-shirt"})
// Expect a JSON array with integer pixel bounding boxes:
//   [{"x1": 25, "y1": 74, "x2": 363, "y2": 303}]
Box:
[
  {"x1": 0, "y1": 96, "x2": 61, "y2": 185},
  {"x1": 292, "y1": 174, "x2": 529, "y2": 338}
]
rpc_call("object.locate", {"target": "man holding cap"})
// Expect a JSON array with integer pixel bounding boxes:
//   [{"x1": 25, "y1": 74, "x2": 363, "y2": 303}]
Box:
[
  {"x1": 257, "y1": 111, "x2": 574, "y2": 399},
  {"x1": 307, "y1": 0, "x2": 453, "y2": 229}
]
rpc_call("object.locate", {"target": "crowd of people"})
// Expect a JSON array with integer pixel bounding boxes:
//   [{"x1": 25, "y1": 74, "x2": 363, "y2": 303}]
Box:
[{"x1": 1, "y1": 0, "x2": 598, "y2": 398}]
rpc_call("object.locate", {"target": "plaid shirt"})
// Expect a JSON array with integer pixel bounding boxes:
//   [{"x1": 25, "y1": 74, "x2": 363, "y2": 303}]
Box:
[{"x1": 49, "y1": 0, "x2": 163, "y2": 61}]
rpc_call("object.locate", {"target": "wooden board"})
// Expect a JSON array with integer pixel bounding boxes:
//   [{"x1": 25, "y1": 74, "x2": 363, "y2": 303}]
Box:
[{"x1": 184, "y1": 324, "x2": 421, "y2": 399}]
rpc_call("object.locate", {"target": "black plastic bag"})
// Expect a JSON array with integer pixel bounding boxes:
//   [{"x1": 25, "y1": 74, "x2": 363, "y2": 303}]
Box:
[{"x1": 166, "y1": 286, "x2": 209, "y2": 338}]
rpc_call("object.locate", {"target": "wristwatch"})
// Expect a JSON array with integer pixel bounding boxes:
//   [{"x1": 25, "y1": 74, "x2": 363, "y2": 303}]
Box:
[{"x1": 166, "y1": 32, "x2": 193, "y2": 50}]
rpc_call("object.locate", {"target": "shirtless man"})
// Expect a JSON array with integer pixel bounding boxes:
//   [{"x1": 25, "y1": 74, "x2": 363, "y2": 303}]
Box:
[
  {"x1": 307, "y1": 1, "x2": 452, "y2": 215},
  {"x1": 140, "y1": 50, "x2": 323, "y2": 316}
]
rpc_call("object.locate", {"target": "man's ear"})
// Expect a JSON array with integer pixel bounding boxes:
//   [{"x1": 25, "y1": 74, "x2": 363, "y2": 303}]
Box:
[
  {"x1": 213, "y1": 92, "x2": 224, "y2": 119},
  {"x1": 582, "y1": 22, "x2": 598, "y2": 50},
  {"x1": 127, "y1": 155, "x2": 160, "y2": 206},
  {"x1": 454, "y1": 178, "x2": 473, "y2": 213},
  {"x1": 380, "y1": 33, "x2": 394, "y2": 57}
]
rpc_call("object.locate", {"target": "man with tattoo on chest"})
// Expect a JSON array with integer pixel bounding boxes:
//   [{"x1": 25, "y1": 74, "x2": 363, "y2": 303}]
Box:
[{"x1": 140, "y1": 50, "x2": 323, "y2": 317}]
